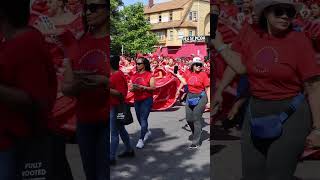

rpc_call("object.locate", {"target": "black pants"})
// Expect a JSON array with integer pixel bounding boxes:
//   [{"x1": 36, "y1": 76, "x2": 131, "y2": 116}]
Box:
[
  {"x1": 241, "y1": 97, "x2": 312, "y2": 180},
  {"x1": 186, "y1": 92, "x2": 208, "y2": 145}
]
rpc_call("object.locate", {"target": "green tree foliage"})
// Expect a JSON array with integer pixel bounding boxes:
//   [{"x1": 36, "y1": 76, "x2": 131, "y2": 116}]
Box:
[{"x1": 110, "y1": 2, "x2": 158, "y2": 56}]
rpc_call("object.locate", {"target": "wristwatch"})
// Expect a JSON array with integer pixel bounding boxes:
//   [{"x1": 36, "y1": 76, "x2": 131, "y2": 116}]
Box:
[{"x1": 217, "y1": 44, "x2": 228, "y2": 53}]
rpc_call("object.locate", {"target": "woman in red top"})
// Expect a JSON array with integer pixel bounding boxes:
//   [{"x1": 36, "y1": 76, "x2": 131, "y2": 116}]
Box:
[
  {"x1": 130, "y1": 58, "x2": 155, "y2": 149},
  {"x1": 61, "y1": 0, "x2": 108, "y2": 179},
  {"x1": 0, "y1": 1, "x2": 57, "y2": 179},
  {"x1": 109, "y1": 55, "x2": 134, "y2": 165},
  {"x1": 212, "y1": 0, "x2": 320, "y2": 178},
  {"x1": 152, "y1": 60, "x2": 165, "y2": 79},
  {"x1": 176, "y1": 57, "x2": 210, "y2": 149}
]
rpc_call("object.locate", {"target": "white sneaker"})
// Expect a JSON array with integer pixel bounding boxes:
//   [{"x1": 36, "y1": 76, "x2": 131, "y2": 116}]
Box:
[
  {"x1": 143, "y1": 130, "x2": 152, "y2": 142},
  {"x1": 136, "y1": 139, "x2": 144, "y2": 149}
]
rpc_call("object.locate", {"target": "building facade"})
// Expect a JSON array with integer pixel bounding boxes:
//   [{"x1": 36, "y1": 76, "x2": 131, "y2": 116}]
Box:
[{"x1": 144, "y1": 0, "x2": 210, "y2": 49}]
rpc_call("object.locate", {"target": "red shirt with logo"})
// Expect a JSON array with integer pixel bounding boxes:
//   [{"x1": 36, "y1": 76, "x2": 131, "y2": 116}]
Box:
[
  {"x1": 70, "y1": 34, "x2": 109, "y2": 123},
  {"x1": 184, "y1": 71, "x2": 210, "y2": 94},
  {"x1": 0, "y1": 28, "x2": 57, "y2": 150},
  {"x1": 131, "y1": 71, "x2": 153, "y2": 101},
  {"x1": 110, "y1": 70, "x2": 128, "y2": 108},
  {"x1": 231, "y1": 23, "x2": 320, "y2": 100}
]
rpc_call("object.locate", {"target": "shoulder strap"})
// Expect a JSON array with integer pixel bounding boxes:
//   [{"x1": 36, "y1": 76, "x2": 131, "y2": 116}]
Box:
[{"x1": 279, "y1": 93, "x2": 304, "y2": 123}]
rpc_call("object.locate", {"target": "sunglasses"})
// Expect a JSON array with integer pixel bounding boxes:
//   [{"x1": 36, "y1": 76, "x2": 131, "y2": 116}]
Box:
[
  {"x1": 84, "y1": 3, "x2": 107, "y2": 13},
  {"x1": 194, "y1": 63, "x2": 203, "y2": 67},
  {"x1": 136, "y1": 63, "x2": 144, "y2": 65},
  {"x1": 269, "y1": 5, "x2": 296, "y2": 19}
]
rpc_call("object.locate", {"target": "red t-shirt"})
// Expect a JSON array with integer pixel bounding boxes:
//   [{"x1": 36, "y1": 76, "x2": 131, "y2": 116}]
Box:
[
  {"x1": 231, "y1": 23, "x2": 320, "y2": 100},
  {"x1": 0, "y1": 28, "x2": 57, "y2": 150},
  {"x1": 184, "y1": 71, "x2": 210, "y2": 94},
  {"x1": 70, "y1": 34, "x2": 109, "y2": 123},
  {"x1": 110, "y1": 70, "x2": 128, "y2": 108},
  {"x1": 131, "y1": 71, "x2": 153, "y2": 101}
]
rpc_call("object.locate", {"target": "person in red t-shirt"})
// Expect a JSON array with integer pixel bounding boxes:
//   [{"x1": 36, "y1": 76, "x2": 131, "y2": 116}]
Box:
[
  {"x1": 109, "y1": 55, "x2": 134, "y2": 165},
  {"x1": 212, "y1": 0, "x2": 320, "y2": 178},
  {"x1": 61, "y1": 0, "x2": 108, "y2": 179},
  {"x1": 0, "y1": 1, "x2": 57, "y2": 179},
  {"x1": 130, "y1": 58, "x2": 155, "y2": 149},
  {"x1": 176, "y1": 57, "x2": 210, "y2": 149}
]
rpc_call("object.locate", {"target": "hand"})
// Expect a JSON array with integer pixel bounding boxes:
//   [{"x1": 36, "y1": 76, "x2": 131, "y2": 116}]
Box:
[
  {"x1": 227, "y1": 103, "x2": 240, "y2": 120},
  {"x1": 212, "y1": 90, "x2": 223, "y2": 115},
  {"x1": 80, "y1": 75, "x2": 108, "y2": 87},
  {"x1": 209, "y1": 31, "x2": 224, "y2": 49},
  {"x1": 306, "y1": 130, "x2": 320, "y2": 148},
  {"x1": 206, "y1": 102, "x2": 211, "y2": 109}
]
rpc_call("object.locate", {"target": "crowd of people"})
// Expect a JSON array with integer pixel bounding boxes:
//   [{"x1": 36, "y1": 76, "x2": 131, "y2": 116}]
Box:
[
  {"x1": 109, "y1": 54, "x2": 211, "y2": 165},
  {"x1": 211, "y1": 0, "x2": 320, "y2": 179}
]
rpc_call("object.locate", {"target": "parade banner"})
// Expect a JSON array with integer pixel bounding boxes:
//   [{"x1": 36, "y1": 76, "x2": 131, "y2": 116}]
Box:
[{"x1": 29, "y1": 0, "x2": 85, "y2": 136}]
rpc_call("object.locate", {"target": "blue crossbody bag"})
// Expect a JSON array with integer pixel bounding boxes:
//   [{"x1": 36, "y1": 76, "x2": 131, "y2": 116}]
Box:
[
  {"x1": 187, "y1": 91, "x2": 206, "y2": 107},
  {"x1": 249, "y1": 93, "x2": 304, "y2": 139}
]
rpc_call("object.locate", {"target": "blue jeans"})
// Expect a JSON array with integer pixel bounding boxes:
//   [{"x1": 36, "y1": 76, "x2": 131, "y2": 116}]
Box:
[
  {"x1": 110, "y1": 107, "x2": 133, "y2": 160},
  {"x1": 134, "y1": 97, "x2": 153, "y2": 140},
  {"x1": 76, "y1": 122, "x2": 108, "y2": 180},
  {"x1": 0, "y1": 148, "x2": 16, "y2": 180}
]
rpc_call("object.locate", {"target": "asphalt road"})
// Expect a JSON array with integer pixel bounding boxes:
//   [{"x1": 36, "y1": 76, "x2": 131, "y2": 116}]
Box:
[{"x1": 110, "y1": 105, "x2": 211, "y2": 180}]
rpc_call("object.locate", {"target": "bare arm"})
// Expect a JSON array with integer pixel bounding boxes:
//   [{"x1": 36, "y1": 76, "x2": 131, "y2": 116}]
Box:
[
  {"x1": 216, "y1": 66, "x2": 237, "y2": 94},
  {"x1": 210, "y1": 32, "x2": 247, "y2": 74}
]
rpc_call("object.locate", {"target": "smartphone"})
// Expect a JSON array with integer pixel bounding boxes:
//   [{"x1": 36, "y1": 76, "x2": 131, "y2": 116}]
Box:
[{"x1": 174, "y1": 66, "x2": 179, "y2": 74}]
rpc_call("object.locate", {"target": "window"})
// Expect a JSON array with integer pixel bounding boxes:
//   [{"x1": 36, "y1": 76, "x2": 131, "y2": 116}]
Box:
[
  {"x1": 189, "y1": 11, "x2": 198, "y2": 21},
  {"x1": 169, "y1": 30, "x2": 174, "y2": 41},
  {"x1": 159, "y1": 15, "x2": 162, "y2": 22},
  {"x1": 189, "y1": 30, "x2": 193, "y2": 36},
  {"x1": 193, "y1": 11, "x2": 198, "y2": 21},
  {"x1": 156, "y1": 31, "x2": 165, "y2": 40},
  {"x1": 147, "y1": 16, "x2": 150, "y2": 23},
  {"x1": 169, "y1": 11, "x2": 173, "y2": 21}
]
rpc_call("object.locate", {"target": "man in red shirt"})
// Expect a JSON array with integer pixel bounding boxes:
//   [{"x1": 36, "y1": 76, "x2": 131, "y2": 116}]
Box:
[{"x1": 0, "y1": 0, "x2": 57, "y2": 179}]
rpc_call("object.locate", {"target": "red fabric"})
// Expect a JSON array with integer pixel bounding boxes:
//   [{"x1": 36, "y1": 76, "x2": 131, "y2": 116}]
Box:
[
  {"x1": 231, "y1": 24, "x2": 320, "y2": 100},
  {"x1": 131, "y1": 71, "x2": 153, "y2": 101},
  {"x1": 184, "y1": 71, "x2": 210, "y2": 94},
  {"x1": 110, "y1": 70, "x2": 128, "y2": 107},
  {"x1": 70, "y1": 34, "x2": 109, "y2": 123},
  {"x1": 0, "y1": 28, "x2": 57, "y2": 150},
  {"x1": 220, "y1": 4, "x2": 239, "y2": 18}
]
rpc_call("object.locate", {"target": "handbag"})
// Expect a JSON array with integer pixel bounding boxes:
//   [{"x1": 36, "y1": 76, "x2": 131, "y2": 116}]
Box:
[
  {"x1": 115, "y1": 102, "x2": 133, "y2": 125},
  {"x1": 249, "y1": 93, "x2": 304, "y2": 139},
  {"x1": 16, "y1": 135, "x2": 55, "y2": 180},
  {"x1": 187, "y1": 91, "x2": 206, "y2": 107}
]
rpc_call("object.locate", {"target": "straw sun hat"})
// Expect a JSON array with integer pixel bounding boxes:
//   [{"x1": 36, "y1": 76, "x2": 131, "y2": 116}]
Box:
[{"x1": 254, "y1": 0, "x2": 303, "y2": 18}]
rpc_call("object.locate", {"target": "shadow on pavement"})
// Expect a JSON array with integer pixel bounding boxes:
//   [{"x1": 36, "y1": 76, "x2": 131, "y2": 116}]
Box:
[
  {"x1": 211, "y1": 125, "x2": 240, "y2": 141},
  {"x1": 210, "y1": 144, "x2": 227, "y2": 155},
  {"x1": 111, "y1": 128, "x2": 210, "y2": 180}
]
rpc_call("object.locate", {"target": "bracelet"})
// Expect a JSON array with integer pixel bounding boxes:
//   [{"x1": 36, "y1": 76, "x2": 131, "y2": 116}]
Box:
[
  {"x1": 312, "y1": 128, "x2": 320, "y2": 135},
  {"x1": 217, "y1": 44, "x2": 228, "y2": 53}
]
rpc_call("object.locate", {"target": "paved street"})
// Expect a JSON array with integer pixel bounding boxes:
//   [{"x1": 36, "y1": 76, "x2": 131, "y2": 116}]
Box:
[
  {"x1": 110, "y1": 104, "x2": 210, "y2": 180},
  {"x1": 211, "y1": 122, "x2": 320, "y2": 180}
]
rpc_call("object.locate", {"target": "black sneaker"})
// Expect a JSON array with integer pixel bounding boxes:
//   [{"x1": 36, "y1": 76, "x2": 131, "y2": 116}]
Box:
[
  {"x1": 110, "y1": 159, "x2": 116, "y2": 166},
  {"x1": 118, "y1": 150, "x2": 135, "y2": 158},
  {"x1": 189, "y1": 144, "x2": 200, "y2": 149}
]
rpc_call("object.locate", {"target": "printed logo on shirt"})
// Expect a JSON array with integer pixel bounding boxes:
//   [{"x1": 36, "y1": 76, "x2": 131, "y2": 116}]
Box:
[
  {"x1": 254, "y1": 46, "x2": 279, "y2": 73},
  {"x1": 134, "y1": 77, "x2": 145, "y2": 85},
  {"x1": 78, "y1": 49, "x2": 107, "y2": 72},
  {"x1": 188, "y1": 76, "x2": 199, "y2": 85}
]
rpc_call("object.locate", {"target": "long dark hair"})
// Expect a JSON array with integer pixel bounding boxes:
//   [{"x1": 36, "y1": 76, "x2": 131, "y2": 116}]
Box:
[
  {"x1": 110, "y1": 55, "x2": 120, "y2": 71},
  {"x1": 0, "y1": 0, "x2": 30, "y2": 28},
  {"x1": 136, "y1": 58, "x2": 151, "y2": 72}
]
